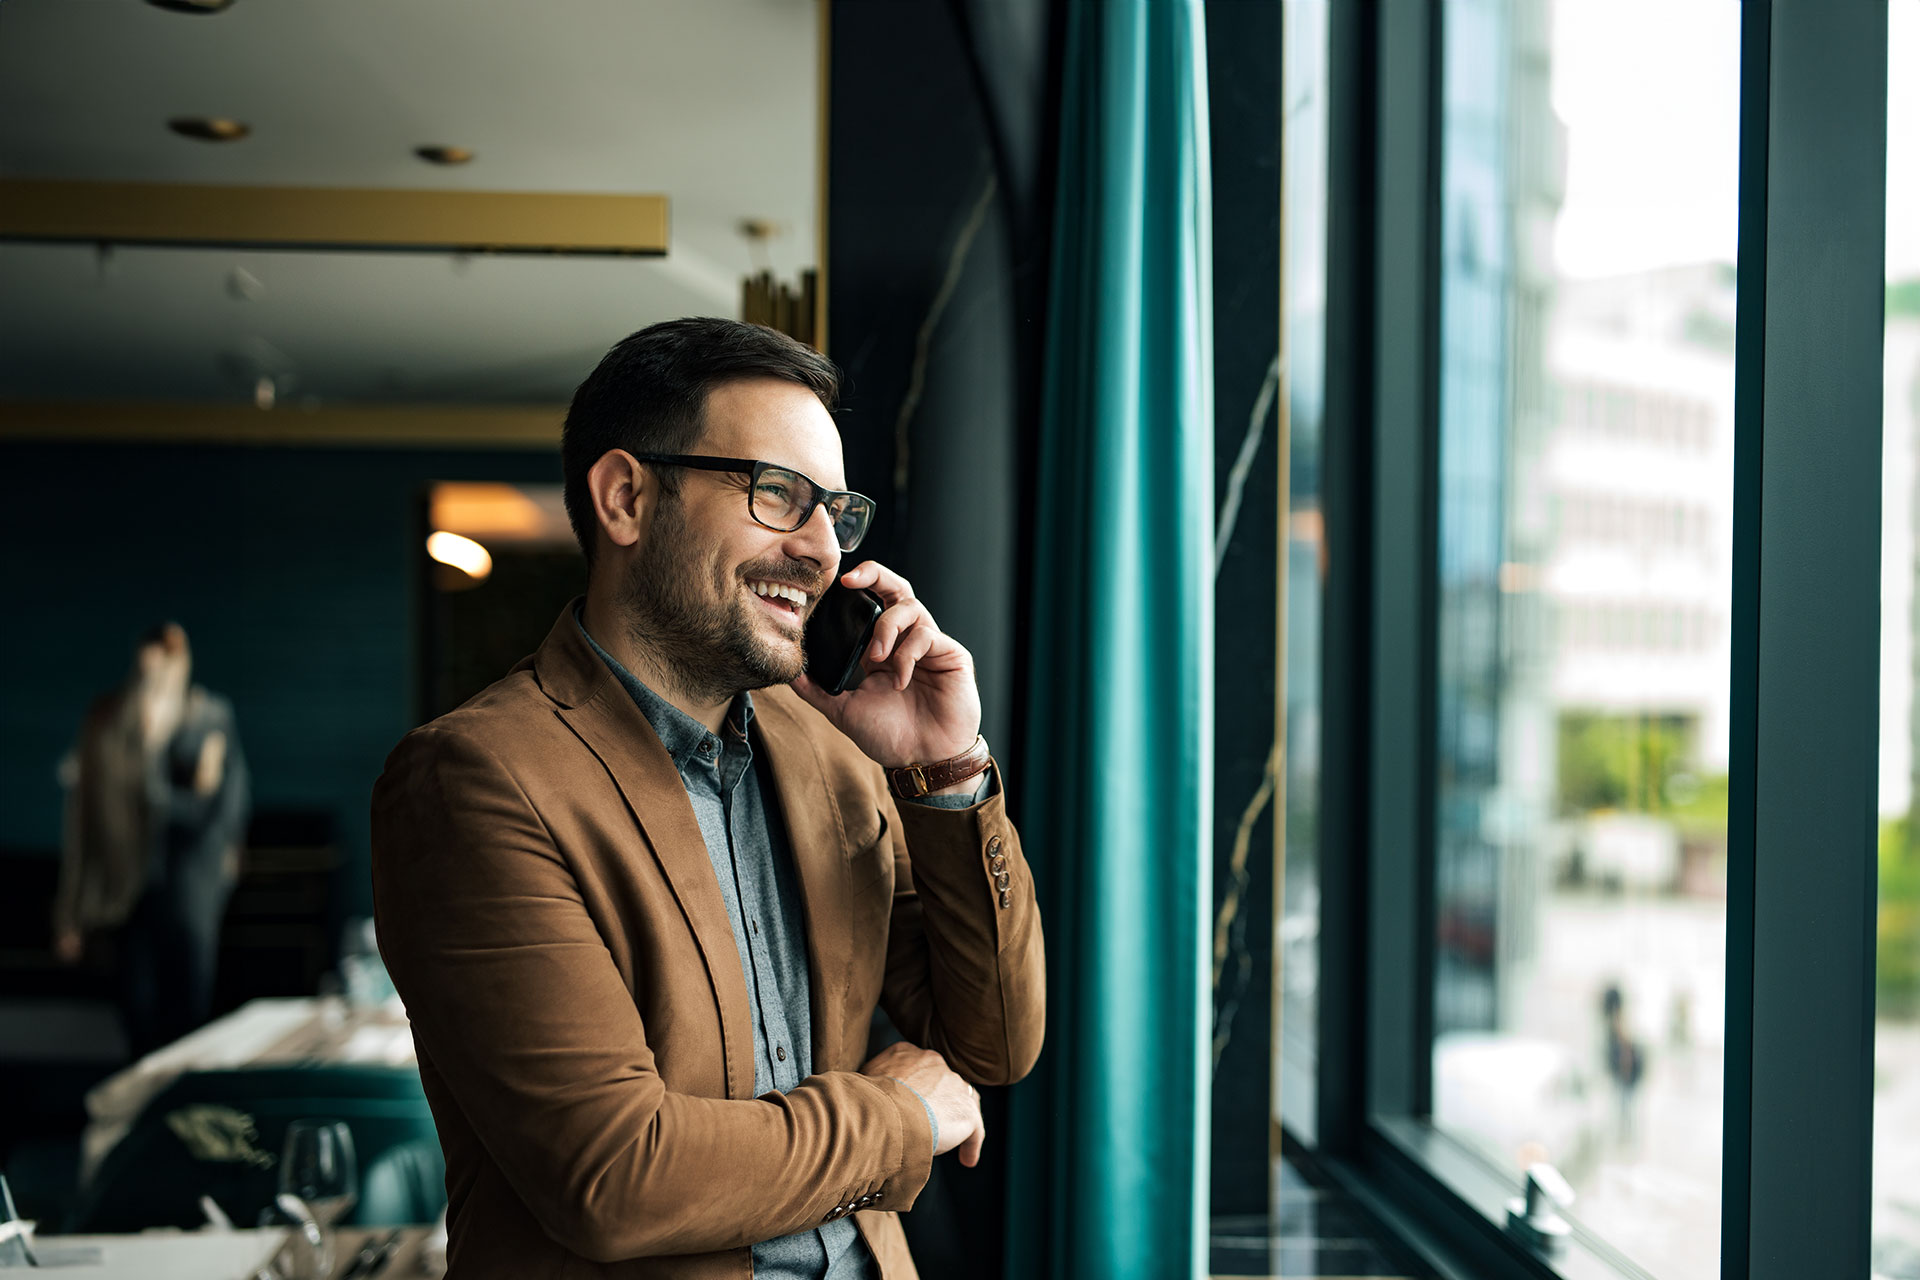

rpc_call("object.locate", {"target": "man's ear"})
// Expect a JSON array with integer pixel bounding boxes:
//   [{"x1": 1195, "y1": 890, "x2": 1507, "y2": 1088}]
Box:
[{"x1": 586, "y1": 450, "x2": 654, "y2": 553}]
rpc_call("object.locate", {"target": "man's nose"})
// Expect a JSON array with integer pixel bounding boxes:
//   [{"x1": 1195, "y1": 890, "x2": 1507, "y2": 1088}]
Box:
[{"x1": 783, "y1": 501, "x2": 843, "y2": 572}]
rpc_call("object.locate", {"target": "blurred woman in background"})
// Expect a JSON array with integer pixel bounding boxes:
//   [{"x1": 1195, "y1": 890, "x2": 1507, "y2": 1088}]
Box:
[{"x1": 53, "y1": 623, "x2": 249, "y2": 1057}]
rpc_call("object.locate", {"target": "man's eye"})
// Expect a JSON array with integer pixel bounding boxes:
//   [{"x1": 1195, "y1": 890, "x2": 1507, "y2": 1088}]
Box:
[{"x1": 755, "y1": 482, "x2": 792, "y2": 502}]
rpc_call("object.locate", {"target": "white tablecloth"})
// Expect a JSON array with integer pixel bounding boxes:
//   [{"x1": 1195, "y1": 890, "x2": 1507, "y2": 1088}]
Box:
[
  {"x1": 16, "y1": 1223, "x2": 438, "y2": 1278},
  {"x1": 9, "y1": 1226, "x2": 280, "y2": 1277}
]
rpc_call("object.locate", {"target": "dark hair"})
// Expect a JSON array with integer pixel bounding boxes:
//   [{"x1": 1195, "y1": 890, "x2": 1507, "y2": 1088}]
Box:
[
  {"x1": 138, "y1": 621, "x2": 187, "y2": 652},
  {"x1": 560, "y1": 318, "x2": 840, "y2": 565}
]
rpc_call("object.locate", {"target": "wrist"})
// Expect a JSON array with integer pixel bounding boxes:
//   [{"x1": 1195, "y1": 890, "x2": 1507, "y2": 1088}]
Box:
[{"x1": 886, "y1": 736, "x2": 992, "y2": 799}]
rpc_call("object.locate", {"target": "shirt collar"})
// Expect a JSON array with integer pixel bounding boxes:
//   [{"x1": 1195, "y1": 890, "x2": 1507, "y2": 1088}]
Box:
[{"x1": 572, "y1": 607, "x2": 755, "y2": 768}]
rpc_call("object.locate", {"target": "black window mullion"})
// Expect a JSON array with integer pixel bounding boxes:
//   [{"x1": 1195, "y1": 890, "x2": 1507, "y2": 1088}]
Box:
[
  {"x1": 1313, "y1": 0, "x2": 1387, "y2": 1160},
  {"x1": 1355, "y1": 0, "x2": 1442, "y2": 1136},
  {"x1": 1731, "y1": 4, "x2": 1888, "y2": 1279}
]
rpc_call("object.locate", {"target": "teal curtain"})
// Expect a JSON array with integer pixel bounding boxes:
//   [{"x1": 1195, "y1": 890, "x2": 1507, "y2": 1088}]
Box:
[{"x1": 1006, "y1": 1, "x2": 1214, "y2": 1277}]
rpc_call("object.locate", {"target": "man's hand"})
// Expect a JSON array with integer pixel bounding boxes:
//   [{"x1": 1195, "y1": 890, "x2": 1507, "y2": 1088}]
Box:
[
  {"x1": 193, "y1": 732, "x2": 227, "y2": 796},
  {"x1": 792, "y1": 562, "x2": 981, "y2": 771},
  {"x1": 859, "y1": 1041, "x2": 986, "y2": 1167}
]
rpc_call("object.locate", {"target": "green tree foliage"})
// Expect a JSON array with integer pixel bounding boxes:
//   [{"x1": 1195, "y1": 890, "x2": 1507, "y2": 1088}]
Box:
[
  {"x1": 1882, "y1": 814, "x2": 1920, "y2": 1017},
  {"x1": 1556, "y1": 712, "x2": 1692, "y2": 816},
  {"x1": 1889, "y1": 278, "x2": 1920, "y2": 318}
]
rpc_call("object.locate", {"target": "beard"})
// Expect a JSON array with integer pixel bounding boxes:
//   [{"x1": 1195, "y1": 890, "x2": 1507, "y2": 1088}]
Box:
[{"x1": 615, "y1": 496, "x2": 818, "y2": 704}]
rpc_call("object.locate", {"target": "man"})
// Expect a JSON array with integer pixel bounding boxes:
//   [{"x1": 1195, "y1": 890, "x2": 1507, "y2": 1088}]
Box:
[
  {"x1": 372, "y1": 318, "x2": 1045, "y2": 1279},
  {"x1": 55, "y1": 622, "x2": 249, "y2": 1056}
]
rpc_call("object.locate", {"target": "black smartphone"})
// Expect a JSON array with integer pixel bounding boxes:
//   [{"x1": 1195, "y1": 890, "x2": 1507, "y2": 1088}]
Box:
[{"x1": 803, "y1": 581, "x2": 886, "y2": 696}]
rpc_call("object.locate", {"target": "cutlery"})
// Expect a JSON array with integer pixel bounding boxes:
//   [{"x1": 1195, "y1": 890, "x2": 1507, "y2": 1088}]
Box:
[{"x1": 339, "y1": 1228, "x2": 405, "y2": 1280}]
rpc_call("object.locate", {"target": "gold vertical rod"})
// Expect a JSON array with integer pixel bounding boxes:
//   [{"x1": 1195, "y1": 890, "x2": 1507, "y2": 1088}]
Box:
[
  {"x1": 815, "y1": 0, "x2": 832, "y2": 352},
  {"x1": 1269, "y1": 84, "x2": 1293, "y2": 1164}
]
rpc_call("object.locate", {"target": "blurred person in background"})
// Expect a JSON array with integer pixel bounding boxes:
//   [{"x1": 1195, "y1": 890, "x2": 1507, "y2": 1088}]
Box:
[
  {"x1": 1601, "y1": 983, "x2": 1646, "y2": 1147},
  {"x1": 53, "y1": 622, "x2": 250, "y2": 1056}
]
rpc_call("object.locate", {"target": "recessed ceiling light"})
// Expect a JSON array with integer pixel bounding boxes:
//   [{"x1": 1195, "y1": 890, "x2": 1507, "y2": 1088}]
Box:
[
  {"x1": 169, "y1": 117, "x2": 251, "y2": 142},
  {"x1": 415, "y1": 145, "x2": 475, "y2": 166},
  {"x1": 146, "y1": 0, "x2": 236, "y2": 11}
]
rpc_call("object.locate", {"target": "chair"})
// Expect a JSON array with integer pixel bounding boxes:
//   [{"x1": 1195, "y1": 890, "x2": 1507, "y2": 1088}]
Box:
[{"x1": 65, "y1": 1066, "x2": 444, "y2": 1232}]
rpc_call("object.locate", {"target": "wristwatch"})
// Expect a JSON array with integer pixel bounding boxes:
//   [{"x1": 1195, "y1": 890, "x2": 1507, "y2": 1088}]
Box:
[{"x1": 887, "y1": 735, "x2": 993, "y2": 799}]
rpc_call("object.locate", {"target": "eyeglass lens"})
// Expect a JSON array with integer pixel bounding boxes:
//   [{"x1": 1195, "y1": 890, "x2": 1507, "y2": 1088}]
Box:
[{"x1": 750, "y1": 467, "x2": 872, "y2": 550}]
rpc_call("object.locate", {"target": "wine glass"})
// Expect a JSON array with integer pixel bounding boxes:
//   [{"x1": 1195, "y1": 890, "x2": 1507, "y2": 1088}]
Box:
[
  {"x1": 282, "y1": 1119, "x2": 358, "y2": 1219},
  {"x1": 272, "y1": 1119, "x2": 357, "y2": 1278}
]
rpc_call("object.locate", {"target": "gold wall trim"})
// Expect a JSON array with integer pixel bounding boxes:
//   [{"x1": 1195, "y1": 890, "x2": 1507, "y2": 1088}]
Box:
[
  {"x1": 0, "y1": 401, "x2": 565, "y2": 450},
  {"x1": 816, "y1": 0, "x2": 832, "y2": 351},
  {"x1": 0, "y1": 180, "x2": 669, "y2": 255}
]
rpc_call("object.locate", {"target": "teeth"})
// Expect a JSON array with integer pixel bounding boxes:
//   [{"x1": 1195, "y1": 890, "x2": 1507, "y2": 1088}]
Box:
[{"x1": 749, "y1": 580, "x2": 808, "y2": 608}]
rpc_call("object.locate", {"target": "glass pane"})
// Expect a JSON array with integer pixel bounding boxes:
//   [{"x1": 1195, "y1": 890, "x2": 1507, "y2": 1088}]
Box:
[
  {"x1": 1430, "y1": 2, "x2": 1738, "y2": 1276},
  {"x1": 1878, "y1": 6, "x2": 1920, "y2": 1276},
  {"x1": 1278, "y1": 0, "x2": 1330, "y2": 1143}
]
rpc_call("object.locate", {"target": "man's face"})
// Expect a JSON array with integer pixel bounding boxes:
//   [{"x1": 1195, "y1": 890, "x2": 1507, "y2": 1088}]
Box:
[{"x1": 617, "y1": 377, "x2": 847, "y2": 703}]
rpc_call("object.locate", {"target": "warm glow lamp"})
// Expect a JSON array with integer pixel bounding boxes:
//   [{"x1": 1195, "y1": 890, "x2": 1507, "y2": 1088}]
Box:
[{"x1": 426, "y1": 530, "x2": 493, "y2": 582}]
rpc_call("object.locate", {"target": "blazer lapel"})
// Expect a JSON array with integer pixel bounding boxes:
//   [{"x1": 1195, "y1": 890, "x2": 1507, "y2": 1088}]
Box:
[
  {"x1": 752, "y1": 693, "x2": 853, "y2": 1074},
  {"x1": 532, "y1": 605, "x2": 757, "y2": 1101}
]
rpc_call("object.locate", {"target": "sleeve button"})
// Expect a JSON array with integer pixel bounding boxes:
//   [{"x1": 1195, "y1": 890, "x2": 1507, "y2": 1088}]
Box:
[{"x1": 999, "y1": 889, "x2": 1012, "y2": 909}]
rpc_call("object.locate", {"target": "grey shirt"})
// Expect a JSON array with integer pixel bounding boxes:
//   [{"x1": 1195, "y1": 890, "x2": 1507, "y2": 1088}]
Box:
[{"x1": 577, "y1": 617, "x2": 964, "y2": 1279}]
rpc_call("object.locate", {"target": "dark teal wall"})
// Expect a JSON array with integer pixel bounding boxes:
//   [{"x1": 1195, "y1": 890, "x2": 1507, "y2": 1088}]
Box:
[{"x1": 0, "y1": 441, "x2": 562, "y2": 922}]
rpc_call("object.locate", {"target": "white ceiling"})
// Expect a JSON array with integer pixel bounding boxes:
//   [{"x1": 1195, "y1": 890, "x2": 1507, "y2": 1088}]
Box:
[{"x1": 0, "y1": 0, "x2": 820, "y2": 404}]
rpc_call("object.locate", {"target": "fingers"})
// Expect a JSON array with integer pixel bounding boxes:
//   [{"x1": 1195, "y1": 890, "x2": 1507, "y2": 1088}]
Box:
[
  {"x1": 866, "y1": 602, "x2": 964, "y2": 691},
  {"x1": 840, "y1": 560, "x2": 914, "y2": 607},
  {"x1": 885, "y1": 620, "x2": 941, "y2": 691},
  {"x1": 959, "y1": 1087, "x2": 986, "y2": 1168},
  {"x1": 857, "y1": 1040, "x2": 924, "y2": 1074},
  {"x1": 866, "y1": 597, "x2": 931, "y2": 667},
  {"x1": 840, "y1": 561, "x2": 976, "y2": 692}
]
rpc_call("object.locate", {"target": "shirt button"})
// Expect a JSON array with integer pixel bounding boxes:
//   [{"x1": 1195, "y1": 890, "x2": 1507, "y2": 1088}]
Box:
[
  {"x1": 776, "y1": 1045, "x2": 787, "y2": 1062},
  {"x1": 698, "y1": 740, "x2": 712, "y2": 754},
  {"x1": 751, "y1": 918, "x2": 759, "y2": 935}
]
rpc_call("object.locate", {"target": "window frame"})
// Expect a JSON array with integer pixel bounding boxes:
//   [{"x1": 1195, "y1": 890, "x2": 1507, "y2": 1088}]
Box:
[{"x1": 1288, "y1": 3, "x2": 1891, "y2": 1279}]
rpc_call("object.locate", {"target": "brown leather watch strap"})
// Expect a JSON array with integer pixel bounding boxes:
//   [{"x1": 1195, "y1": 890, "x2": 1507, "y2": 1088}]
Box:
[{"x1": 887, "y1": 735, "x2": 992, "y2": 799}]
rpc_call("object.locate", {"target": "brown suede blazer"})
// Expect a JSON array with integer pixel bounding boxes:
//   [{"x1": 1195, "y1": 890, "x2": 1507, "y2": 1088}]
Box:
[{"x1": 370, "y1": 605, "x2": 1045, "y2": 1279}]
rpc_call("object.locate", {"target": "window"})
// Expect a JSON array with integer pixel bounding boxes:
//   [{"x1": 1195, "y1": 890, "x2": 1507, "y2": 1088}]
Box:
[
  {"x1": 1428, "y1": 2, "x2": 1738, "y2": 1276},
  {"x1": 1278, "y1": 0, "x2": 1332, "y2": 1143},
  {"x1": 1878, "y1": 6, "x2": 1920, "y2": 1276}
]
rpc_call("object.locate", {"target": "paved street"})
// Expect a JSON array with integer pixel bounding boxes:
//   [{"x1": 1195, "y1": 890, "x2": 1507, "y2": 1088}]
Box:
[{"x1": 1440, "y1": 891, "x2": 1920, "y2": 1279}]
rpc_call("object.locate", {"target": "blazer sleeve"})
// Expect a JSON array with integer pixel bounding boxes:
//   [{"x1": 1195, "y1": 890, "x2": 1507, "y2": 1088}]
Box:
[
  {"x1": 877, "y1": 762, "x2": 1046, "y2": 1087},
  {"x1": 371, "y1": 726, "x2": 935, "y2": 1263}
]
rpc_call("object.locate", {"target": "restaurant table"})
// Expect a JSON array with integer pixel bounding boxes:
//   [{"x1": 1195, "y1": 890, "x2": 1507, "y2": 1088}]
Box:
[
  {"x1": 10, "y1": 1223, "x2": 439, "y2": 1278},
  {"x1": 81, "y1": 998, "x2": 416, "y2": 1187}
]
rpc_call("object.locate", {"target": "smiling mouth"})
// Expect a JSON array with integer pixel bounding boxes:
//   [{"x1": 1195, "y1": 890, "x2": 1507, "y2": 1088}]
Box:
[{"x1": 746, "y1": 579, "x2": 810, "y2": 621}]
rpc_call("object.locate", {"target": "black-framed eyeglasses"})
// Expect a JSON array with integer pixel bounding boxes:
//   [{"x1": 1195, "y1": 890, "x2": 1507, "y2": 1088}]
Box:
[{"x1": 631, "y1": 453, "x2": 876, "y2": 552}]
